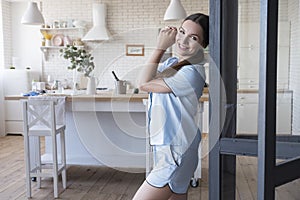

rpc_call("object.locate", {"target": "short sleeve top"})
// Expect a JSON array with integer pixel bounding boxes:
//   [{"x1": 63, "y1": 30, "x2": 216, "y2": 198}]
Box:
[{"x1": 148, "y1": 57, "x2": 206, "y2": 148}]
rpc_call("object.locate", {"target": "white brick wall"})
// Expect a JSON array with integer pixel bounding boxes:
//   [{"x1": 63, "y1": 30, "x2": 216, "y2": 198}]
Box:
[
  {"x1": 0, "y1": 1, "x2": 295, "y2": 86},
  {"x1": 0, "y1": 0, "x2": 11, "y2": 69},
  {"x1": 40, "y1": 0, "x2": 209, "y2": 88},
  {"x1": 0, "y1": 1, "x2": 3, "y2": 68},
  {"x1": 40, "y1": 0, "x2": 289, "y2": 89}
]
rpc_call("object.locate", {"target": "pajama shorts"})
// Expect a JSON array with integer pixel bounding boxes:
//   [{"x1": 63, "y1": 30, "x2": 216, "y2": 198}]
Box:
[{"x1": 146, "y1": 132, "x2": 201, "y2": 194}]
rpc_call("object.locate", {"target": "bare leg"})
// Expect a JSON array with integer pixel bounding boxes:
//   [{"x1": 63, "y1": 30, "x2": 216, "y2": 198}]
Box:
[
  {"x1": 168, "y1": 193, "x2": 187, "y2": 200},
  {"x1": 133, "y1": 180, "x2": 173, "y2": 200}
]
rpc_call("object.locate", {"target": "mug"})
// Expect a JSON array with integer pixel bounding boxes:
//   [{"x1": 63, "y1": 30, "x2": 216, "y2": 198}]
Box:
[{"x1": 115, "y1": 80, "x2": 127, "y2": 94}]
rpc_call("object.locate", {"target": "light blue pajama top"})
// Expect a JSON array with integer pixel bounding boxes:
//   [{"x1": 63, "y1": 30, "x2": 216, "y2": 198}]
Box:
[{"x1": 148, "y1": 57, "x2": 206, "y2": 149}]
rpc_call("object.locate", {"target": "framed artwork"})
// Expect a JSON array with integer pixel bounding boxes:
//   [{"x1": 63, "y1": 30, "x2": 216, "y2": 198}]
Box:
[{"x1": 126, "y1": 44, "x2": 144, "y2": 56}]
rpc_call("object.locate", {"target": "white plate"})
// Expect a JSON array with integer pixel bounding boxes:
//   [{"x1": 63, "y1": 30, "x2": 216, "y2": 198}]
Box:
[{"x1": 51, "y1": 34, "x2": 64, "y2": 46}]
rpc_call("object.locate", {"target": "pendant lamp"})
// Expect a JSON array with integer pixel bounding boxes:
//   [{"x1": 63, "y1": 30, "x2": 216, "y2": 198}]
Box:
[
  {"x1": 164, "y1": 0, "x2": 187, "y2": 21},
  {"x1": 21, "y1": 2, "x2": 45, "y2": 25}
]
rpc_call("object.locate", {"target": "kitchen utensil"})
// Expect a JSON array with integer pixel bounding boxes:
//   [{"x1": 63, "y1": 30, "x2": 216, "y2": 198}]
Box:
[{"x1": 112, "y1": 71, "x2": 120, "y2": 81}]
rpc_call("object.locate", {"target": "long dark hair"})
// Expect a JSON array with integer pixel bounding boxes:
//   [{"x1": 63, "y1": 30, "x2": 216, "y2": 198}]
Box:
[
  {"x1": 161, "y1": 13, "x2": 209, "y2": 76},
  {"x1": 185, "y1": 13, "x2": 209, "y2": 48}
]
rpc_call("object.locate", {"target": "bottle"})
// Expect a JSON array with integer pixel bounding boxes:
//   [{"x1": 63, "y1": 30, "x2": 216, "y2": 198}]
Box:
[
  {"x1": 56, "y1": 80, "x2": 63, "y2": 93},
  {"x1": 41, "y1": 37, "x2": 45, "y2": 46}
]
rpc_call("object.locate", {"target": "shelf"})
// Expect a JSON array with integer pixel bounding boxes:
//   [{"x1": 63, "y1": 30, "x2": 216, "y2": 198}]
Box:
[
  {"x1": 41, "y1": 46, "x2": 64, "y2": 49},
  {"x1": 41, "y1": 46, "x2": 84, "y2": 61},
  {"x1": 40, "y1": 27, "x2": 85, "y2": 31},
  {"x1": 40, "y1": 27, "x2": 86, "y2": 61},
  {"x1": 41, "y1": 45, "x2": 84, "y2": 50}
]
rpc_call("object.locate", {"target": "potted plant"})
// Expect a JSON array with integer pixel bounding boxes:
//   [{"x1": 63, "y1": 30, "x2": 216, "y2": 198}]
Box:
[
  {"x1": 60, "y1": 45, "x2": 97, "y2": 94},
  {"x1": 59, "y1": 45, "x2": 95, "y2": 77}
]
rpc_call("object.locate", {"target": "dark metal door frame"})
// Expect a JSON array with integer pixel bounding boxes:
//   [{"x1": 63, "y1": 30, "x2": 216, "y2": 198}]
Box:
[{"x1": 208, "y1": 0, "x2": 300, "y2": 199}]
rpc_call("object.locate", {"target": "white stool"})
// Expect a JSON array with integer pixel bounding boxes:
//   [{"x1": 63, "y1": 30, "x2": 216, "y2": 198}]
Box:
[{"x1": 22, "y1": 99, "x2": 67, "y2": 198}]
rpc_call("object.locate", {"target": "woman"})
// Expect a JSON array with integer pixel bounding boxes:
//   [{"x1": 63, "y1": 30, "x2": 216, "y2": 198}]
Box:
[{"x1": 134, "y1": 13, "x2": 209, "y2": 200}]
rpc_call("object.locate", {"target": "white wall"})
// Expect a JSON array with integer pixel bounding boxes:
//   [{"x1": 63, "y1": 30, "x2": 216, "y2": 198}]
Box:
[
  {"x1": 1, "y1": 0, "x2": 11, "y2": 69},
  {"x1": 0, "y1": 1, "x2": 4, "y2": 136},
  {"x1": 0, "y1": 0, "x2": 11, "y2": 136},
  {"x1": 10, "y1": 2, "x2": 42, "y2": 72},
  {"x1": 289, "y1": 0, "x2": 300, "y2": 135},
  {"x1": 0, "y1": 1, "x2": 3, "y2": 68}
]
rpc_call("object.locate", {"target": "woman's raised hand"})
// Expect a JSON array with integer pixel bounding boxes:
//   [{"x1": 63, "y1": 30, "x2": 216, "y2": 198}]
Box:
[{"x1": 156, "y1": 26, "x2": 177, "y2": 51}]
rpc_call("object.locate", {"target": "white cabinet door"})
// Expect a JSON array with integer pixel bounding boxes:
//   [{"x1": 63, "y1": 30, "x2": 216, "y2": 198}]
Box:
[
  {"x1": 4, "y1": 100, "x2": 24, "y2": 135},
  {"x1": 237, "y1": 93, "x2": 292, "y2": 135},
  {"x1": 237, "y1": 21, "x2": 290, "y2": 90},
  {"x1": 238, "y1": 22, "x2": 260, "y2": 48},
  {"x1": 238, "y1": 46, "x2": 289, "y2": 89},
  {"x1": 277, "y1": 92, "x2": 292, "y2": 134},
  {"x1": 238, "y1": 22, "x2": 289, "y2": 48},
  {"x1": 5, "y1": 101, "x2": 22, "y2": 120},
  {"x1": 237, "y1": 103, "x2": 258, "y2": 134},
  {"x1": 278, "y1": 22, "x2": 290, "y2": 46},
  {"x1": 238, "y1": 47, "x2": 259, "y2": 80},
  {"x1": 277, "y1": 102, "x2": 292, "y2": 134},
  {"x1": 277, "y1": 46, "x2": 289, "y2": 81}
]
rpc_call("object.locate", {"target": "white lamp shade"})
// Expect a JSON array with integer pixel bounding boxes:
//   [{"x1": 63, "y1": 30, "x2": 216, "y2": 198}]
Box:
[
  {"x1": 82, "y1": 3, "x2": 111, "y2": 41},
  {"x1": 21, "y1": 2, "x2": 45, "y2": 25},
  {"x1": 164, "y1": 0, "x2": 187, "y2": 21}
]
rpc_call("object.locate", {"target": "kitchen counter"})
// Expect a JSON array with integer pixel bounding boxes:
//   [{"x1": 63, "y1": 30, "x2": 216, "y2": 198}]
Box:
[
  {"x1": 236, "y1": 88, "x2": 293, "y2": 94},
  {"x1": 4, "y1": 89, "x2": 210, "y2": 181},
  {"x1": 5, "y1": 90, "x2": 207, "y2": 172},
  {"x1": 4, "y1": 89, "x2": 209, "y2": 102}
]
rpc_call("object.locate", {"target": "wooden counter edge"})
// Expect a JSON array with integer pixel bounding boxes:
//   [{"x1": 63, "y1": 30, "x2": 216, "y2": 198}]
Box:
[{"x1": 5, "y1": 93, "x2": 209, "y2": 102}]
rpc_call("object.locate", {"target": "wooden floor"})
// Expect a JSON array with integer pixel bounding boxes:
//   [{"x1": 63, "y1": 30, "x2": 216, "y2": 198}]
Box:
[{"x1": 1, "y1": 135, "x2": 300, "y2": 200}]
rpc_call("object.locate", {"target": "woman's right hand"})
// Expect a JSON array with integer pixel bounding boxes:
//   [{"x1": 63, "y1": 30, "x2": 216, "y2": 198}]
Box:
[{"x1": 156, "y1": 26, "x2": 177, "y2": 51}]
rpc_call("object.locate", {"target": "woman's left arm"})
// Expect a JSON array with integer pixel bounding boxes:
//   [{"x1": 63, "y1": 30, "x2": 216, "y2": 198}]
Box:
[{"x1": 139, "y1": 78, "x2": 172, "y2": 93}]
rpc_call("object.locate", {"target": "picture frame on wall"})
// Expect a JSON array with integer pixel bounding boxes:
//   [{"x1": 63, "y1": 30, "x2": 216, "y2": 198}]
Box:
[{"x1": 126, "y1": 44, "x2": 144, "y2": 56}]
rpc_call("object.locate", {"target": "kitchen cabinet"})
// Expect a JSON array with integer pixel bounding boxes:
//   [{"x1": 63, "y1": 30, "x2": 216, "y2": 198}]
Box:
[
  {"x1": 237, "y1": 21, "x2": 290, "y2": 90},
  {"x1": 3, "y1": 69, "x2": 39, "y2": 135},
  {"x1": 237, "y1": 21, "x2": 292, "y2": 134},
  {"x1": 237, "y1": 92, "x2": 292, "y2": 135},
  {"x1": 5, "y1": 100, "x2": 23, "y2": 135},
  {"x1": 238, "y1": 21, "x2": 290, "y2": 49}
]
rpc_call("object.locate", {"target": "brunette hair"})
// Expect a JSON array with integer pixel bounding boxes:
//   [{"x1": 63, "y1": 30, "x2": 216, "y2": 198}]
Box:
[
  {"x1": 185, "y1": 13, "x2": 209, "y2": 48},
  {"x1": 162, "y1": 13, "x2": 209, "y2": 75}
]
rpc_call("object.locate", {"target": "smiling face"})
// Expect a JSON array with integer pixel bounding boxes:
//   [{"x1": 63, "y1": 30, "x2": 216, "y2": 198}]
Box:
[{"x1": 175, "y1": 20, "x2": 204, "y2": 61}]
